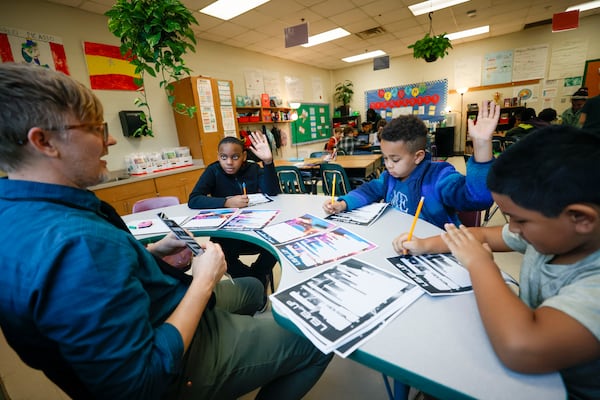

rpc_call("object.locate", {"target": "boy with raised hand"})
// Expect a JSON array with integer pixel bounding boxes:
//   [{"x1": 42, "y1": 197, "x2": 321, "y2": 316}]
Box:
[
  {"x1": 323, "y1": 100, "x2": 499, "y2": 229},
  {"x1": 188, "y1": 133, "x2": 280, "y2": 303},
  {"x1": 396, "y1": 126, "x2": 600, "y2": 399}
]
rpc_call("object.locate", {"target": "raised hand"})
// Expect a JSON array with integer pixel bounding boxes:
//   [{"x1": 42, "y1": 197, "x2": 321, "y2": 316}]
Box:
[
  {"x1": 468, "y1": 100, "x2": 500, "y2": 141},
  {"x1": 249, "y1": 131, "x2": 273, "y2": 164}
]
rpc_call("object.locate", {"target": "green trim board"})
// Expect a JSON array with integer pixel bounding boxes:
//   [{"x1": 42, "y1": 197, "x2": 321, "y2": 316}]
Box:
[{"x1": 291, "y1": 103, "x2": 331, "y2": 145}]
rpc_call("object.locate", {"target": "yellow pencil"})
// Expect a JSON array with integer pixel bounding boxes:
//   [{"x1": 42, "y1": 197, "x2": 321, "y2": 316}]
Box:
[
  {"x1": 404, "y1": 196, "x2": 425, "y2": 255},
  {"x1": 331, "y1": 175, "x2": 336, "y2": 205}
]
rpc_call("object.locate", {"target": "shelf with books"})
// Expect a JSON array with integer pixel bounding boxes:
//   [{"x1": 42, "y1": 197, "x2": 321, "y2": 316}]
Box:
[{"x1": 236, "y1": 106, "x2": 292, "y2": 124}]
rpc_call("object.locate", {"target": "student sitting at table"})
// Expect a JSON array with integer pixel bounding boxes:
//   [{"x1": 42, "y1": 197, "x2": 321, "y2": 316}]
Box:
[
  {"x1": 188, "y1": 134, "x2": 279, "y2": 305},
  {"x1": 326, "y1": 126, "x2": 343, "y2": 152},
  {"x1": 395, "y1": 126, "x2": 600, "y2": 399},
  {"x1": 323, "y1": 100, "x2": 499, "y2": 229},
  {"x1": 338, "y1": 125, "x2": 356, "y2": 155}
]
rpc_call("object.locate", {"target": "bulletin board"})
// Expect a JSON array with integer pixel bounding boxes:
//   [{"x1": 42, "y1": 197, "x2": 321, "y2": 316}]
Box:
[
  {"x1": 291, "y1": 103, "x2": 331, "y2": 145},
  {"x1": 365, "y1": 79, "x2": 448, "y2": 123},
  {"x1": 583, "y1": 58, "x2": 600, "y2": 97}
]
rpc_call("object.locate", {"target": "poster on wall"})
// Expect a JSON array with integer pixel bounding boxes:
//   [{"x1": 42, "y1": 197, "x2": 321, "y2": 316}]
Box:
[
  {"x1": 83, "y1": 42, "x2": 141, "y2": 91},
  {"x1": 364, "y1": 79, "x2": 448, "y2": 123},
  {"x1": 0, "y1": 26, "x2": 69, "y2": 74}
]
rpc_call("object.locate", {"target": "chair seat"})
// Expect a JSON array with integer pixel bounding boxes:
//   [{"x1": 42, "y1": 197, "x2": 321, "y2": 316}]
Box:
[{"x1": 132, "y1": 196, "x2": 180, "y2": 213}]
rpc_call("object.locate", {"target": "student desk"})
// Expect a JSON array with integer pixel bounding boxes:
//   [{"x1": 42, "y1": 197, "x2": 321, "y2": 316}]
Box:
[
  {"x1": 124, "y1": 194, "x2": 565, "y2": 400},
  {"x1": 275, "y1": 154, "x2": 382, "y2": 179}
]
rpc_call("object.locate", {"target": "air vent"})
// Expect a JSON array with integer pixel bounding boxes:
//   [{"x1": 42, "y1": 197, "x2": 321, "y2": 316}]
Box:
[
  {"x1": 355, "y1": 26, "x2": 387, "y2": 40},
  {"x1": 524, "y1": 19, "x2": 552, "y2": 29}
]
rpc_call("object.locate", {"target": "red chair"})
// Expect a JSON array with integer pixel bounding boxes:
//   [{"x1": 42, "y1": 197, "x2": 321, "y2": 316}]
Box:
[{"x1": 132, "y1": 196, "x2": 180, "y2": 213}]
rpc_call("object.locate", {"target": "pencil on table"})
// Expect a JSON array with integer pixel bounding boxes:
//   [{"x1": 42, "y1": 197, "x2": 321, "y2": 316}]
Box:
[
  {"x1": 331, "y1": 175, "x2": 336, "y2": 205},
  {"x1": 404, "y1": 196, "x2": 425, "y2": 255}
]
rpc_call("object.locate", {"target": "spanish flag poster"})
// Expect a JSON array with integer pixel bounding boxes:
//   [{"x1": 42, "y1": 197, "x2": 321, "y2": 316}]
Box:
[{"x1": 83, "y1": 41, "x2": 141, "y2": 91}]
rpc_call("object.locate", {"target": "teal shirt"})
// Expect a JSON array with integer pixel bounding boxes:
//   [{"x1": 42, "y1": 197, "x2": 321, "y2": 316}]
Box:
[{"x1": 0, "y1": 178, "x2": 187, "y2": 399}]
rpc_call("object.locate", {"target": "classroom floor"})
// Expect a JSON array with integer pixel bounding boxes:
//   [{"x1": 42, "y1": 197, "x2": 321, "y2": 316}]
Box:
[{"x1": 0, "y1": 158, "x2": 523, "y2": 399}]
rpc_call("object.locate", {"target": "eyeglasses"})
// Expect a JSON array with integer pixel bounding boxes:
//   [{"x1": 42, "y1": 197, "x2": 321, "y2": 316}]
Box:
[
  {"x1": 60, "y1": 122, "x2": 109, "y2": 143},
  {"x1": 218, "y1": 153, "x2": 241, "y2": 161},
  {"x1": 17, "y1": 122, "x2": 109, "y2": 145},
  {"x1": 37, "y1": 122, "x2": 109, "y2": 143}
]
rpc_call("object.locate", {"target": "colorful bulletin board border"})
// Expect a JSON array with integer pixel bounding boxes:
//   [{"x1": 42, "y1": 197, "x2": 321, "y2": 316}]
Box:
[
  {"x1": 365, "y1": 79, "x2": 448, "y2": 123},
  {"x1": 83, "y1": 42, "x2": 142, "y2": 91},
  {"x1": 0, "y1": 26, "x2": 69, "y2": 74}
]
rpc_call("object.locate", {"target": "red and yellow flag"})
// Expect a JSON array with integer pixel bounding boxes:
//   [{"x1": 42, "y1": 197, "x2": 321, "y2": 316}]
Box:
[{"x1": 83, "y1": 42, "x2": 141, "y2": 91}]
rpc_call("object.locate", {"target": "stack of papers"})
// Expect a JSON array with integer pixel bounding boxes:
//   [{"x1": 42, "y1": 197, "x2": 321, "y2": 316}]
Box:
[
  {"x1": 255, "y1": 214, "x2": 377, "y2": 270},
  {"x1": 271, "y1": 258, "x2": 422, "y2": 357}
]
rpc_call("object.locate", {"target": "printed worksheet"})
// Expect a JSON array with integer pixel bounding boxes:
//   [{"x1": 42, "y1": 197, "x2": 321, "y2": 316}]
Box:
[
  {"x1": 271, "y1": 258, "x2": 422, "y2": 356},
  {"x1": 388, "y1": 254, "x2": 518, "y2": 296},
  {"x1": 255, "y1": 214, "x2": 336, "y2": 244},
  {"x1": 181, "y1": 208, "x2": 238, "y2": 229},
  {"x1": 325, "y1": 203, "x2": 389, "y2": 226},
  {"x1": 276, "y1": 226, "x2": 377, "y2": 270},
  {"x1": 220, "y1": 209, "x2": 279, "y2": 230}
]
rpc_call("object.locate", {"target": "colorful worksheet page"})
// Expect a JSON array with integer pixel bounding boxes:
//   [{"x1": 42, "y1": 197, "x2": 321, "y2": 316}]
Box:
[
  {"x1": 255, "y1": 213, "x2": 336, "y2": 244},
  {"x1": 220, "y1": 209, "x2": 280, "y2": 230},
  {"x1": 182, "y1": 208, "x2": 239, "y2": 229},
  {"x1": 276, "y1": 226, "x2": 377, "y2": 270}
]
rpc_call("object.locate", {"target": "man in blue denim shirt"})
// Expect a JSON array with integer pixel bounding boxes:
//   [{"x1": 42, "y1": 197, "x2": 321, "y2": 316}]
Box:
[{"x1": 0, "y1": 63, "x2": 331, "y2": 400}]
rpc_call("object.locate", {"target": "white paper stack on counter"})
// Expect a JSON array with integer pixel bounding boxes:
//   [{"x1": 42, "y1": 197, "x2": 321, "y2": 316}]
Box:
[{"x1": 270, "y1": 258, "x2": 423, "y2": 357}]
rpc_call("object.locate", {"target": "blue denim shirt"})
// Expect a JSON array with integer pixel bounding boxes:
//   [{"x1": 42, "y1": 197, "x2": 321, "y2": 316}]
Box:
[{"x1": 0, "y1": 178, "x2": 187, "y2": 399}]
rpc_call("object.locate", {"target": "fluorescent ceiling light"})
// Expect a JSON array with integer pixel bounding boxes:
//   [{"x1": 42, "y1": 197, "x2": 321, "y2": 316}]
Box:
[
  {"x1": 566, "y1": 0, "x2": 600, "y2": 12},
  {"x1": 445, "y1": 25, "x2": 489, "y2": 40},
  {"x1": 342, "y1": 50, "x2": 386, "y2": 63},
  {"x1": 301, "y1": 28, "x2": 350, "y2": 48},
  {"x1": 408, "y1": 0, "x2": 470, "y2": 16},
  {"x1": 200, "y1": 0, "x2": 270, "y2": 21}
]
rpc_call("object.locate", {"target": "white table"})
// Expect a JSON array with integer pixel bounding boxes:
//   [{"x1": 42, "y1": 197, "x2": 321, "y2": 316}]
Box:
[{"x1": 124, "y1": 194, "x2": 566, "y2": 400}]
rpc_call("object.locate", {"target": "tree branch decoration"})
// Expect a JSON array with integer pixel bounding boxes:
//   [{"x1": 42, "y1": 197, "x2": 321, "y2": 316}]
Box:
[{"x1": 106, "y1": 0, "x2": 198, "y2": 137}]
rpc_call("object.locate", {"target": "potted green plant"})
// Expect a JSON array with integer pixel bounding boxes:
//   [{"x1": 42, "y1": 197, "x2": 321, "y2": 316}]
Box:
[
  {"x1": 334, "y1": 80, "x2": 354, "y2": 116},
  {"x1": 408, "y1": 32, "x2": 452, "y2": 62},
  {"x1": 106, "y1": 0, "x2": 198, "y2": 137}
]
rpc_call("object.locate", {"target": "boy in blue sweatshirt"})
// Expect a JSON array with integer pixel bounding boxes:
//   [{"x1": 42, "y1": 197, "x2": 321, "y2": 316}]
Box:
[
  {"x1": 323, "y1": 100, "x2": 499, "y2": 229},
  {"x1": 189, "y1": 132, "x2": 280, "y2": 296}
]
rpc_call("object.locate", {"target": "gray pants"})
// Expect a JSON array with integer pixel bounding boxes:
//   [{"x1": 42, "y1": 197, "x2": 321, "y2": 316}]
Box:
[{"x1": 166, "y1": 277, "x2": 332, "y2": 400}]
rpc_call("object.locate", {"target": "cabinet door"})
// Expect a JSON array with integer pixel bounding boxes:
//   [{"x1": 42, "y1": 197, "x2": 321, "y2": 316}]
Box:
[
  {"x1": 93, "y1": 179, "x2": 157, "y2": 215},
  {"x1": 154, "y1": 169, "x2": 204, "y2": 204}
]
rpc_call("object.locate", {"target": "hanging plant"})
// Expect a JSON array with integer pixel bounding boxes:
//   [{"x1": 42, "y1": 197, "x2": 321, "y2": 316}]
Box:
[
  {"x1": 407, "y1": 12, "x2": 452, "y2": 63},
  {"x1": 106, "y1": 0, "x2": 198, "y2": 137}
]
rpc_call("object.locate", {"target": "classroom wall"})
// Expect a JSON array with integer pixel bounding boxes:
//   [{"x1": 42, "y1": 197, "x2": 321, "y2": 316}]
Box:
[
  {"x1": 1, "y1": 1, "x2": 333, "y2": 170},
  {"x1": 331, "y1": 13, "x2": 600, "y2": 151},
  {"x1": 3, "y1": 2, "x2": 600, "y2": 169}
]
